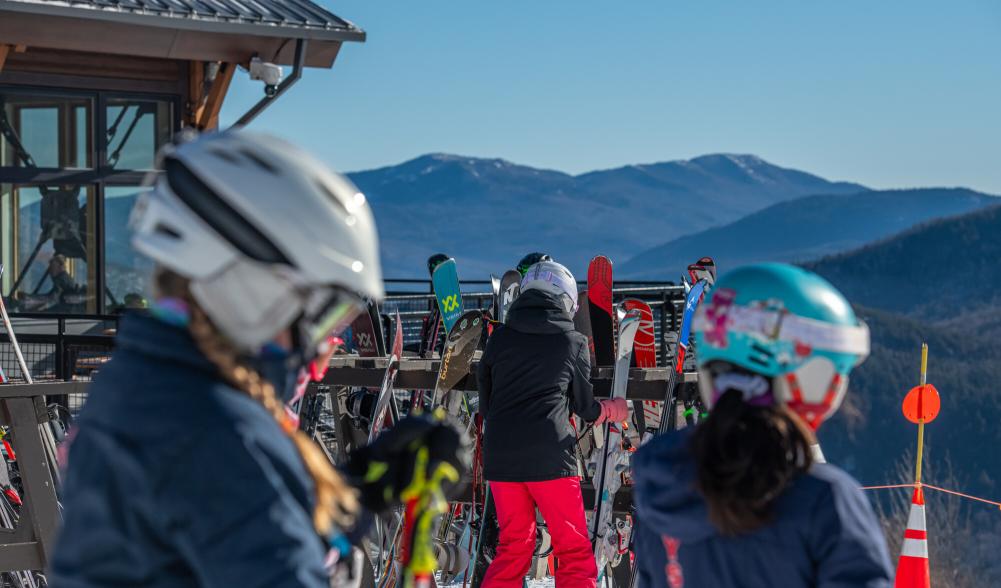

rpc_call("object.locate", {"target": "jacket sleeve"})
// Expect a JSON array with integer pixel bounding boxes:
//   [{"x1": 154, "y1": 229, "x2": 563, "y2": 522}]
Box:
[
  {"x1": 569, "y1": 336, "x2": 602, "y2": 422},
  {"x1": 164, "y1": 429, "x2": 331, "y2": 588},
  {"x1": 477, "y1": 336, "x2": 494, "y2": 417},
  {"x1": 812, "y1": 476, "x2": 894, "y2": 588}
]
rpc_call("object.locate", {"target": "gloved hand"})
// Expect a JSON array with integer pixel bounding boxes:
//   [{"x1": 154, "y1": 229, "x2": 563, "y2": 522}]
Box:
[
  {"x1": 594, "y1": 397, "x2": 628, "y2": 425},
  {"x1": 344, "y1": 414, "x2": 469, "y2": 514}
]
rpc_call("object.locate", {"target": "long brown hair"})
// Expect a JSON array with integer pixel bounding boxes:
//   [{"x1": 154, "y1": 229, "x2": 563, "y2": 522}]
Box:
[
  {"x1": 690, "y1": 388, "x2": 814, "y2": 535},
  {"x1": 156, "y1": 270, "x2": 357, "y2": 535}
]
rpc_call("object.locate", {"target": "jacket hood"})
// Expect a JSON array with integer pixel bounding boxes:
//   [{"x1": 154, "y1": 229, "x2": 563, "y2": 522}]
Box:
[
  {"x1": 115, "y1": 311, "x2": 218, "y2": 373},
  {"x1": 632, "y1": 428, "x2": 717, "y2": 542},
  {"x1": 505, "y1": 289, "x2": 575, "y2": 335}
]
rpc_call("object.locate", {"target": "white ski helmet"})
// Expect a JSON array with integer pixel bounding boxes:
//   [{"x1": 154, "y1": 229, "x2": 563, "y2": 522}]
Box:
[
  {"x1": 521, "y1": 261, "x2": 579, "y2": 316},
  {"x1": 130, "y1": 129, "x2": 384, "y2": 355}
]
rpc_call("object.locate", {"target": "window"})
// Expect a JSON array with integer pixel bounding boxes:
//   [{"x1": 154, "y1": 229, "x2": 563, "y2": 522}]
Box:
[
  {"x1": 104, "y1": 186, "x2": 153, "y2": 311},
  {"x1": 0, "y1": 86, "x2": 179, "y2": 314},
  {"x1": 0, "y1": 92, "x2": 93, "y2": 169},
  {"x1": 105, "y1": 99, "x2": 172, "y2": 170},
  {"x1": 0, "y1": 184, "x2": 97, "y2": 313}
]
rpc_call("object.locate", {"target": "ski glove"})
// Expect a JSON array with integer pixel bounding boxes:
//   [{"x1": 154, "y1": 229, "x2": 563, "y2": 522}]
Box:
[
  {"x1": 594, "y1": 397, "x2": 628, "y2": 425},
  {"x1": 344, "y1": 414, "x2": 469, "y2": 514}
]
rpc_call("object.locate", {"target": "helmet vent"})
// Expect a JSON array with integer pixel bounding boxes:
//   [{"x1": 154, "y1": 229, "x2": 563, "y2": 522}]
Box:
[
  {"x1": 747, "y1": 342, "x2": 774, "y2": 367},
  {"x1": 315, "y1": 180, "x2": 349, "y2": 215},
  {"x1": 165, "y1": 158, "x2": 291, "y2": 266},
  {"x1": 239, "y1": 148, "x2": 279, "y2": 175},
  {"x1": 153, "y1": 222, "x2": 181, "y2": 240},
  {"x1": 208, "y1": 147, "x2": 241, "y2": 166}
]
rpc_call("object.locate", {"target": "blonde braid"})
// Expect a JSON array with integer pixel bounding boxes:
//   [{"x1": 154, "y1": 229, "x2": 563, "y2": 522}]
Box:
[{"x1": 182, "y1": 291, "x2": 358, "y2": 536}]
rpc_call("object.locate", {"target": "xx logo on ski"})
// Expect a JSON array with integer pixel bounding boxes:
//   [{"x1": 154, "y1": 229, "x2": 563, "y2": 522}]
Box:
[
  {"x1": 356, "y1": 332, "x2": 373, "y2": 350},
  {"x1": 441, "y1": 294, "x2": 460, "y2": 313}
]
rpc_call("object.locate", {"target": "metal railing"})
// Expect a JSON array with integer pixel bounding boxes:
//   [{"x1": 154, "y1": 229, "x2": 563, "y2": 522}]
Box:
[{"x1": 0, "y1": 280, "x2": 695, "y2": 399}]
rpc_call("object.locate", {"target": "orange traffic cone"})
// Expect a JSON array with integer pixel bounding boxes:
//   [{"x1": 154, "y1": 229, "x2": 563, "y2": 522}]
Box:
[{"x1": 894, "y1": 486, "x2": 930, "y2": 587}]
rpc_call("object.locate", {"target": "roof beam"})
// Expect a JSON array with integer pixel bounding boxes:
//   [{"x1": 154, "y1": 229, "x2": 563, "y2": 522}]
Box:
[
  {"x1": 194, "y1": 62, "x2": 235, "y2": 130},
  {"x1": 0, "y1": 44, "x2": 20, "y2": 72}
]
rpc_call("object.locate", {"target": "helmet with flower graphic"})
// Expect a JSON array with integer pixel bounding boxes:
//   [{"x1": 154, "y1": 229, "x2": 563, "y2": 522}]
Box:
[{"x1": 692, "y1": 263, "x2": 869, "y2": 430}]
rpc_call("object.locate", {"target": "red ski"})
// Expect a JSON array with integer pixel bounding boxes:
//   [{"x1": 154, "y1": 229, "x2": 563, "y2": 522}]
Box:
[{"x1": 587, "y1": 256, "x2": 615, "y2": 366}]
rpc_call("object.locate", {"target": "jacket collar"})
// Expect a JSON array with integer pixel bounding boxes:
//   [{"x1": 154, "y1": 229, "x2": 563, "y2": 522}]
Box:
[{"x1": 114, "y1": 311, "x2": 217, "y2": 374}]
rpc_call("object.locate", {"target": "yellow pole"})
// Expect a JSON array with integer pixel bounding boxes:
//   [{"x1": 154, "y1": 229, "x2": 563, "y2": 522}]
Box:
[{"x1": 915, "y1": 343, "x2": 928, "y2": 485}]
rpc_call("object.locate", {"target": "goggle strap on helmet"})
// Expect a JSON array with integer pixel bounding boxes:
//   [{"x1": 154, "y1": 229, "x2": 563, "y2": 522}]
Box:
[{"x1": 696, "y1": 304, "x2": 870, "y2": 358}]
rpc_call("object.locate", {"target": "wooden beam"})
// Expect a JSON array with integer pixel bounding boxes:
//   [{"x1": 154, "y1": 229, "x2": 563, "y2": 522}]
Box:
[
  {"x1": 187, "y1": 60, "x2": 206, "y2": 126},
  {"x1": 196, "y1": 62, "x2": 234, "y2": 130},
  {"x1": 14, "y1": 45, "x2": 26, "y2": 53},
  {"x1": 0, "y1": 45, "x2": 10, "y2": 73}
]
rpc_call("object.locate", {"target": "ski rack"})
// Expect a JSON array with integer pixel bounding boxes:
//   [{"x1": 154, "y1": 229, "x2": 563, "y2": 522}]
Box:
[
  {"x1": 0, "y1": 381, "x2": 76, "y2": 571},
  {"x1": 319, "y1": 355, "x2": 699, "y2": 510},
  {"x1": 321, "y1": 355, "x2": 697, "y2": 401}
]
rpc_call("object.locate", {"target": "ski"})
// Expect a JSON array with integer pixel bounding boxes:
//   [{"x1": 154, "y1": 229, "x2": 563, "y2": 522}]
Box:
[
  {"x1": 623, "y1": 299, "x2": 660, "y2": 432},
  {"x1": 574, "y1": 288, "x2": 596, "y2": 367},
  {"x1": 587, "y1": 256, "x2": 615, "y2": 366},
  {"x1": 432, "y1": 258, "x2": 464, "y2": 334},
  {"x1": 368, "y1": 312, "x2": 404, "y2": 444},
  {"x1": 468, "y1": 483, "x2": 498, "y2": 587},
  {"x1": 498, "y1": 270, "x2": 522, "y2": 324},
  {"x1": 591, "y1": 305, "x2": 641, "y2": 580},
  {"x1": 623, "y1": 300, "x2": 656, "y2": 369},
  {"x1": 658, "y1": 257, "x2": 716, "y2": 434},
  {"x1": 419, "y1": 254, "x2": 449, "y2": 358},
  {"x1": 348, "y1": 305, "x2": 382, "y2": 358},
  {"x1": 418, "y1": 305, "x2": 442, "y2": 358},
  {"x1": 489, "y1": 274, "x2": 501, "y2": 321},
  {"x1": 431, "y1": 309, "x2": 483, "y2": 417},
  {"x1": 367, "y1": 298, "x2": 387, "y2": 357}
]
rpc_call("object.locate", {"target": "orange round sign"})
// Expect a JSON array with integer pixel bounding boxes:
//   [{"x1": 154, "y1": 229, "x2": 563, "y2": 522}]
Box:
[{"x1": 902, "y1": 384, "x2": 941, "y2": 424}]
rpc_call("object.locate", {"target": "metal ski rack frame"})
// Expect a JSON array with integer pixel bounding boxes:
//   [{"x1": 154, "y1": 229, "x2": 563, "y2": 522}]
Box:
[
  {"x1": 318, "y1": 355, "x2": 699, "y2": 509},
  {"x1": 0, "y1": 381, "x2": 80, "y2": 571}
]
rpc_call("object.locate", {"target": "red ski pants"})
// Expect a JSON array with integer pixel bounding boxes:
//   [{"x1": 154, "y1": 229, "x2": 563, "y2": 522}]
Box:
[{"x1": 482, "y1": 477, "x2": 597, "y2": 588}]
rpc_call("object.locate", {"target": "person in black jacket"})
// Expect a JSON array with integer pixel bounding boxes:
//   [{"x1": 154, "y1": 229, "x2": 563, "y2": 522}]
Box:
[{"x1": 477, "y1": 261, "x2": 627, "y2": 588}]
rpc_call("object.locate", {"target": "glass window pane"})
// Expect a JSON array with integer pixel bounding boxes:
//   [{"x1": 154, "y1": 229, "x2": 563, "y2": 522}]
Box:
[
  {"x1": 0, "y1": 183, "x2": 98, "y2": 313},
  {"x1": 0, "y1": 93, "x2": 93, "y2": 169},
  {"x1": 105, "y1": 99, "x2": 172, "y2": 170},
  {"x1": 104, "y1": 186, "x2": 153, "y2": 311}
]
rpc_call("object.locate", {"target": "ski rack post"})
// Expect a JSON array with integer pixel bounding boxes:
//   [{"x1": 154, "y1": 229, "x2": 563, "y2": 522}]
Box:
[{"x1": 0, "y1": 381, "x2": 79, "y2": 572}]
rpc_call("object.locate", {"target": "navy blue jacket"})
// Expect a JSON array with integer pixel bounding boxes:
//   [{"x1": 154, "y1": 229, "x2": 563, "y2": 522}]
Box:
[
  {"x1": 632, "y1": 429, "x2": 893, "y2": 588},
  {"x1": 50, "y1": 313, "x2": 330, "y2": 587}
]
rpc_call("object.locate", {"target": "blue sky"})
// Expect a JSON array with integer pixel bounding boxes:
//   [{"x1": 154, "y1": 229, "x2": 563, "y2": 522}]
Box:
[{"x1": 220, "y1": 0, "x2": 1001, "y2": 193}]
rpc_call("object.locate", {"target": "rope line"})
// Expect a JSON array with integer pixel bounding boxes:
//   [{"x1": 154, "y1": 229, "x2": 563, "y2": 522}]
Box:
[
  {"x1": 860, "y1": 482, "x2": 1001, "y2": 510},
  {"x1": 923, "y1": 483, "x2": 1001, "y2": 509}
]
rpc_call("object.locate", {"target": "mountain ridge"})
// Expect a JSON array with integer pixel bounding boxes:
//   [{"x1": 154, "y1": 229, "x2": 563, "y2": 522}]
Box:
[
  {"x1": 346, "y1": 152, "x2": 868, "y2": 277},
  {"x1": 619, "y1": 187, "x2": 998, "y2": 279}
]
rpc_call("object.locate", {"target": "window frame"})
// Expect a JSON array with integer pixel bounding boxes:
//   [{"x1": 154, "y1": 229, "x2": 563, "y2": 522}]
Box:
[{"x1": 0, "y1": 84, "x2": 181, "y2": 314}]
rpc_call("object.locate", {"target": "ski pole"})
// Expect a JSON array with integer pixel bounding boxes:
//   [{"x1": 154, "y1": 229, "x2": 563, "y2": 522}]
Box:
[
  {"x1": 0, "y1": 266, "x2": 33, "y2": 385},
  {"x1": 401, "y1": 448, "x2": 460, "y2": 588}
]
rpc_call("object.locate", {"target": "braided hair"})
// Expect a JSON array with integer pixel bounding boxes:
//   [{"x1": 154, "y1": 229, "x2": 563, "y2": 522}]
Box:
[{"x1": 156, "y1": 270, "x2": 357, "y2": 535}]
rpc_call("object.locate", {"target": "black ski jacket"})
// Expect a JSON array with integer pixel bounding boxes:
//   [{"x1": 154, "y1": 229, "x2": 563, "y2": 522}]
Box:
[{"x1": 477, "y1": 289, "x2": 602, "y2": 482}]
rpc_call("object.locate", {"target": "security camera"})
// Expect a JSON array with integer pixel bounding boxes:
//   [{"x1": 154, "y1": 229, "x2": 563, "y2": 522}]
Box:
[{"x1": 248, "y1": 57, "x2": 283, "y2": 93}]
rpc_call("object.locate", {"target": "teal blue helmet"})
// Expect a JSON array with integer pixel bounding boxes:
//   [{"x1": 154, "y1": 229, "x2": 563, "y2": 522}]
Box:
[{"x1": 693, "y1": 263, "x2": 870, "y2": 430}]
